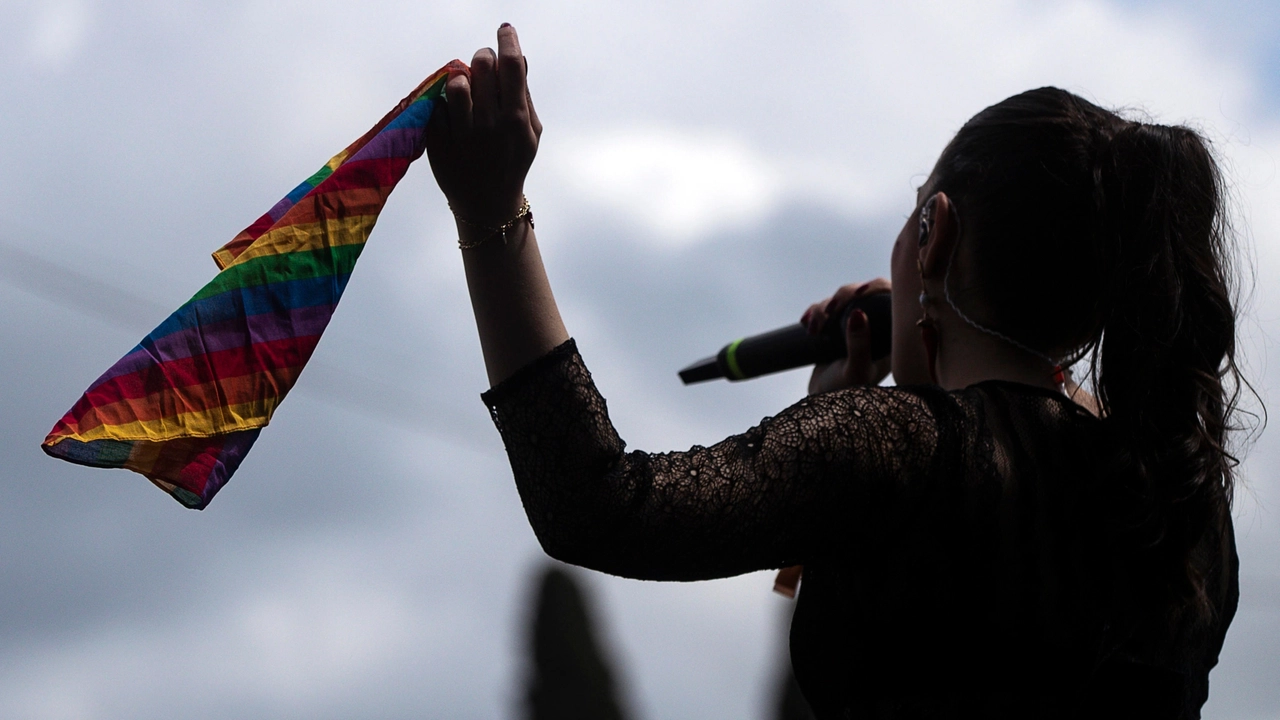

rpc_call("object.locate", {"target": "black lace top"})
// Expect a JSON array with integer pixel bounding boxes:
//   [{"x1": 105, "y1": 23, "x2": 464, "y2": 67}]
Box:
[{"x1": 482, "y1": 340, "x2": 1238, "y2": 719}]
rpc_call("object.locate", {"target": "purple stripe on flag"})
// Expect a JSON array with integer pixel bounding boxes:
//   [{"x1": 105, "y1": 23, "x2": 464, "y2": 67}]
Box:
[
  {"x1": 347, "y1": 127, "x2": 425, "y2": 164},
  {"x1": 197, "y1": 429, "x2": 260, "y2": 502},
  {"x1": 268, "y1": 196, "x2": 296, "y2": 222}
]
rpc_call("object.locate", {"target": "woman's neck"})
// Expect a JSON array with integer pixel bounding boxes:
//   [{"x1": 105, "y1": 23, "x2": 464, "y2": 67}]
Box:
[{"x1": 933, "y1": 322, "x2": 1061, "y2": 393}]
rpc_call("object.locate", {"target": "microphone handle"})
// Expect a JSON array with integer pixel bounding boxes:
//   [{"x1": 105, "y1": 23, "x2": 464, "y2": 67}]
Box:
[{"x1": 678, "y1": 293, "x2": 892, "y2": 384}]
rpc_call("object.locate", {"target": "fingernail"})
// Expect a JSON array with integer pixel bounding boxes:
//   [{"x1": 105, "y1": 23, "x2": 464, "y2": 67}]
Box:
[
  {"x1": 801, "y1": 309, "x2": 811, "y2": 325},
  {"x1": 849, "y1": 310, "x2": 868, "y2": 330},
  {"x1": 500, "y1": 22, "x2": 512, "y2": 28}
]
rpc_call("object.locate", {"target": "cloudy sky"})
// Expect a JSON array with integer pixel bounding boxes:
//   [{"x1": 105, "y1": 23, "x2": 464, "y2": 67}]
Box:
[{"x1": 2, "y1": 1, "x2": 1279, "y2": 718}]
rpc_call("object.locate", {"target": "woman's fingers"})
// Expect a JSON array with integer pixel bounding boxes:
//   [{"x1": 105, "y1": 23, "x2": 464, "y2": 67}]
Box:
[
  {"x1": 827, "y1": 278, "x2": 887, "y2": 314},
  {"x1": 808, "y1": 282, "x2": 869, "y2": 335},
  {"x1": 805, "y1": 278, "x2": 894, "y2": 393},
  {"x1": 470, "y1": 47, "x2": 499, "y2": 130},
  {"x1": 822, "y1": 278, "x2": 891, "y2": 320},
  {"x1": 444, "y1": 71, "x2": 474, "y2": 141},
  {"x1": 803, "y1": 298, "x2": 832, "y2": 335},
  {"x1": 496, "y1": 25, "x2": 529, "y2": 125},
  {"x1": 806, "y1": 276, "x2": 892, "y2": 339},
  {"x1": 843, "y1": 309, "x2": 873, "y2": 385},
  {"x1": 471, "y1": 26, "x2": 532, "y2": 135},
  {"x1": 853, "y1": 277, "x2": 892, "y2": 298}
]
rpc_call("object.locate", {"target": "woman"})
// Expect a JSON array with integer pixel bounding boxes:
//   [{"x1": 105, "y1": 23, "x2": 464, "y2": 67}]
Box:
[{"x1": 427, "y1": 26, "x2": 1242, "y2": 718}]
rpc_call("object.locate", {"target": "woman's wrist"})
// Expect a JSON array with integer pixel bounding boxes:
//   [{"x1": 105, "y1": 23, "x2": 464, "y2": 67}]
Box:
[
  {"x1": 452, "y1": 195, "x2": 533, "y2": 249},
  {"x1": 445, "y1": 185, "x2": 526, "y2": 225}
]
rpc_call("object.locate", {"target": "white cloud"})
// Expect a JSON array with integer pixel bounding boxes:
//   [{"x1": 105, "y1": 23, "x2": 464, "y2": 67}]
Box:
[
  {"x1": 547, "y1": 128, "x2": 784, "y2": 245},
  {"x1": 25, "y1": 0, "x2": 91, "y2": 69}
]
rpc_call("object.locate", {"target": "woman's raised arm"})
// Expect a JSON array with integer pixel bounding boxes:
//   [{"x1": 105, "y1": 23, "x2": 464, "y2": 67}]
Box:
[{"x1": 426, "y1": 25, "x2": 568, "y2": 387}]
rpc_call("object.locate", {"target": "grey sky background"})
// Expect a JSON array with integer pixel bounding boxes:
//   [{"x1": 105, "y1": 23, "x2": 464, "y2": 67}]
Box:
[{"x1": 2, "y1": 1, "x2": 1278, "y2": 718}]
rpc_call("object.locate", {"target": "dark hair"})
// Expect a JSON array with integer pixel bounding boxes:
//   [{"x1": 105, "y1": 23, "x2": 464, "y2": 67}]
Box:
[{"x1": 932, "y1": 87, "x2": 1245, "y2": 624}]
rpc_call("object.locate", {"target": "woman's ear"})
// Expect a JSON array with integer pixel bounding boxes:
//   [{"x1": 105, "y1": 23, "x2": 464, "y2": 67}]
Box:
[{"x1": 918, "y1": 192, "x2": 959, "y2": 280}]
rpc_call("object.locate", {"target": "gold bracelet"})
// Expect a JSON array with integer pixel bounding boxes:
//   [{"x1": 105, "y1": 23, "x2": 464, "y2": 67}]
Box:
[{"x1": 452, "y1": 196, "x2": 534, "y2": 250}]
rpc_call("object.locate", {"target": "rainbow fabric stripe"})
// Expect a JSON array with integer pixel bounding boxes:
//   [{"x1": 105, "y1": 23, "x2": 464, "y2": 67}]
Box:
[{"x1": 42, "y1": 61, "x2": 463, "y2": 509}]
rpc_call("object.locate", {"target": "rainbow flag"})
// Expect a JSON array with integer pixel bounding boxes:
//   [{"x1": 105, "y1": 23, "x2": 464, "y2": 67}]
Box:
[{"x1": 42, "y1": 61, "x2": 464, "y2": 509}]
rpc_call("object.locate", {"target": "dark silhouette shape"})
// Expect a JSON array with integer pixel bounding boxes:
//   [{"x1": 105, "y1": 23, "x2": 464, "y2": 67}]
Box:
[
  {"x1": 525, "y1": 565, "x2": 627, "y2": 720},
  {"x1": 775, "y1": 665, "x2": 817, "y2": 720},
  {"x1": 772, "y1": 602, "x2": 817, "y2": 720}
]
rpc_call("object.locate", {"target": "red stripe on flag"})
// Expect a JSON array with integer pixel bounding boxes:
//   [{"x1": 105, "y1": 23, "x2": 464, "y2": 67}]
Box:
[
  {"x1": 55, "y1": 364, "x2": 306, "y2": 438},
  {"x1": 62, "y1": 336, "x2": 321, "y2": 426}
]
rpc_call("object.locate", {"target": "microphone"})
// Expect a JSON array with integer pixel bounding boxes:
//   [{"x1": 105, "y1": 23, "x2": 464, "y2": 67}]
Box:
[{"x1": 678, "y1": 293, "x2": 892, "y2": 384}]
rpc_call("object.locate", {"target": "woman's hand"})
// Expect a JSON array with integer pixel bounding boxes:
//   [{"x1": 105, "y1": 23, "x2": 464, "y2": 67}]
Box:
[
  {"x1": 432, "y1": 26, "x2": 567, "y2": 387},
  {"x1": 426, "y1": 24, "x2": 541, "y2": 227},
  {"x1": 803, "y1": 279, "x2": 893, "y2": 395}
]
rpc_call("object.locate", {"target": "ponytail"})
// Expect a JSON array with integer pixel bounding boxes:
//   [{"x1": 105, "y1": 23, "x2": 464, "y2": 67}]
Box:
[{"x1": 1092, "y1": 122, "x2": 1239, "y2": 621}]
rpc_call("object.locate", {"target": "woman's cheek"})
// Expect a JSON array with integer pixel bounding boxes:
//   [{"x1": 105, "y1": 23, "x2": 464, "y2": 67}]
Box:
[{"x1": 889, "y1": 253, "x2": 931, "y2": 384}]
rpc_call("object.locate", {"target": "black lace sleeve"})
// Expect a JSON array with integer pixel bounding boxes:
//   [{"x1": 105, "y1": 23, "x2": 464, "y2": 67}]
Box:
[{"x1": 481, "y1": 339, "x2": 941, "y2": 581}]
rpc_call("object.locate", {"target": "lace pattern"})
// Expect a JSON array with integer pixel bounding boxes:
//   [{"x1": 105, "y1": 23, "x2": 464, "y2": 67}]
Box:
[
  {"x1": 480, "y1": 339, "x2": 1237, "y2": 719},
  {"x1": 483, "y1": 339, "x2": 943, "y2": 580}
]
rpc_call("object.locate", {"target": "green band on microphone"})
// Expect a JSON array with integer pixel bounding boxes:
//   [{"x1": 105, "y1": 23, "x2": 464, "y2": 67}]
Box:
[{"x1": 725, "y1": 338, "x2": 745, "y2": 380}]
